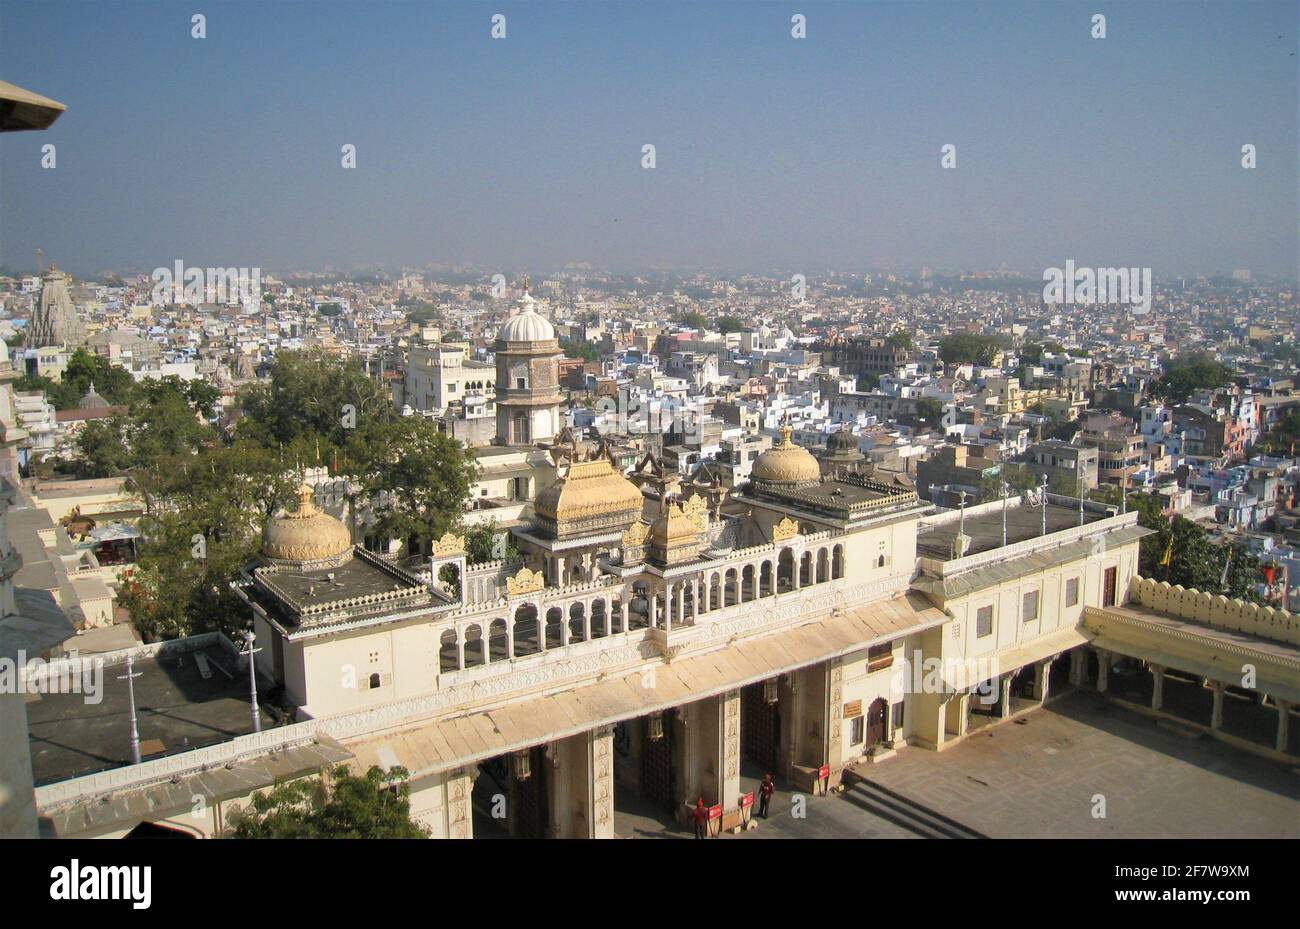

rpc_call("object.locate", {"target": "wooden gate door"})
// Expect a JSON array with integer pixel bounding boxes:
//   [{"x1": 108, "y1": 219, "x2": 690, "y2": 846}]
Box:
[
  {"x1": 641, "y1": 711, "x2": 676, "y2": 814},
  {"x1": 743, "y1": 685, "x2": 780, "y2": 773},
  {"x1": 867, "y1": 697, "x2": 887, "y2": 747}
]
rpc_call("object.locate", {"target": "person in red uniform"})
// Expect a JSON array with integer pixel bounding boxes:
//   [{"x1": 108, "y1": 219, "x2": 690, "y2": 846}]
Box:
[
  {"x1": 692, "y1": 797, "x2": 709, "y2": 838},
  {"x1": 759, "y1": 773, "x2": 775, "y2": 819}
]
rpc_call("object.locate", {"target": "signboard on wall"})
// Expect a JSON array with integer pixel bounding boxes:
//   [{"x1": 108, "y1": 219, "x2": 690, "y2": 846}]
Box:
[{"x1": 844, "y1": 700, "x2": 863, "y2": 719}]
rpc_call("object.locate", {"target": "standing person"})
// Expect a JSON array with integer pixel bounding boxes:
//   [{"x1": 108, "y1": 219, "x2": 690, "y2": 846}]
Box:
[
  {"x1": 693, "y1": 797, "x2": 709, "y2": 839},
  {"x1": 759, "y1": 773, "x2": 775, "y2": 819}
]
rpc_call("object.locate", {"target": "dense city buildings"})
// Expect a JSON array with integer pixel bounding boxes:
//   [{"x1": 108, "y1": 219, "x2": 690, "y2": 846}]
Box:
[{"x1": 1, "y1": 257, "x2": 1298, "y2": 843}]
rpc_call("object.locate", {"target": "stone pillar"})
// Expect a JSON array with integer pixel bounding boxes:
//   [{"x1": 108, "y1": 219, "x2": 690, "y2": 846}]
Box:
[
  {"x1": 826, "y1": 659, "x2": 844, "y2": 780},
  {"x1": 675, "y1": 585, "x2": 685, "y2": 627},
  {"x1": 1210, "y1": 680, "x2": 1224, "y2": 731},
  {"x1": 1150, "y1": 664, "x2": 1164, "y2": 712},
  {"x1": 718, "y1": 690, "x2": 742, "y2": 827},
  {"x1": 587, "y1": 726, "x2": 615, "y2": 838},
  {"x1": 1032, "y1": 659, "x2": 1051, "y2": 702},
  {"x1": 583, "y1": 609, "x2": 591, "y2": 642},
  {"x1": 956, "y1": 692, "x2": 971, "y2": 737},
  {"x1": 0, "y1": 690, "x2": 36, "y2": 838},
  {"x1": 999, "y1": 675, "x2": 1013, "y2": 718},
  {"x1": 548, "y1": 729, "x2": 613, "y2": 838},
  {"x1": 1275, "y1": 700, "x2": 1291, "y2": 754},
  {"x1": 1069, "y1": 649, "x2": 1085, "y2": 686},
  {"x1": 455, "y1": 635, "x2": 465, "y2": 670},
  {"x1": 691, "y1": 580, "x2": 699, "y2": 623},
  {"x1": 561, "y1": 613, "x2": 570, "y2": 646},
  {"x1": 1096, "y1": 649, "x2": 1110, "y2": 693},
  {"x1": 444, "y1": 766, "x2": 476, "y2": 839},
  {"x1": 933, "y1": 695, "x2": 948, "y2": 749}
]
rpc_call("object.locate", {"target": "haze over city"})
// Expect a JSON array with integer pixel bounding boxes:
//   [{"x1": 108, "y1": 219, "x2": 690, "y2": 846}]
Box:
[{"x1": 1, "y1": 0, "x2": 1296, "y2": 278}]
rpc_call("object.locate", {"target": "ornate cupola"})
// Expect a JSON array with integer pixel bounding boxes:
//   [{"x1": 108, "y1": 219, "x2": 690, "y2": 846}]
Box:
[
  {"x1": 750, "y1": 423, "x2": 821, "y2": 488},
  {"x1": 533, "y1": 438, "x2": 643, "y2": 540},
  {"x1": 262, "y1": 482, "x2": 354, "y2": 570},
  {"x1": 646, "y1": 493, "x2": 706, "y2": 567}
]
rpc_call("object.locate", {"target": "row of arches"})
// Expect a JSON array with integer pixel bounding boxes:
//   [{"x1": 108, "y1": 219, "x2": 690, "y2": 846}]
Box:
[
  {"x1": 435, "y1": 542, "x2": 850, "y2": 672},
  {"x1": 440, "y1": 597, "x2": 634, "y2": 671}
]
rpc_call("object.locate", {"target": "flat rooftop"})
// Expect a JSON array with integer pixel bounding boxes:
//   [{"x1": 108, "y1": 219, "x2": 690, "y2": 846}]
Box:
[
  {"x1": 25, "y1": 642, "x2": 278, "y2": 786},
  {"x1": 917, "y1": 500, "x2": 1109, "y2": 561}
]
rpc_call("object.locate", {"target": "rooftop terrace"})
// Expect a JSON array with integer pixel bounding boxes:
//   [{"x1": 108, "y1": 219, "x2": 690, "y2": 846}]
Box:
[{"x1": 916, "y1": 498, "x2": 1111, "y2": 561}]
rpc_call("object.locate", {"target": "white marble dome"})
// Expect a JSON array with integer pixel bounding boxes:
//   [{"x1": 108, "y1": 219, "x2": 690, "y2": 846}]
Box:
[{"x1": 498, "y1": 308, "x2": 555, "y2": 343}]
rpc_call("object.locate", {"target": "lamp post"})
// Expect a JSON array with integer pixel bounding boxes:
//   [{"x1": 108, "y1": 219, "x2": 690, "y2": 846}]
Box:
[
  {"x1": 118, "y1": 654, "x2": 142, "y2": 765},
  {"x1": 1039, "y1": 473, "x2": 1049, "y2": 538},
  {"x1": 1077, "y1": 451, "x2": 1085, "y2": 527},
  {"x1": 242, "y1": 632, "x2": 263, "y2": 734}
]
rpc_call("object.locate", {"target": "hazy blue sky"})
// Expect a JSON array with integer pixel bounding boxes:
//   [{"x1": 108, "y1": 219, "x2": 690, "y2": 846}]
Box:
[{"x1": 1, "y1": 0, "x2": 1296, "y2": 278}]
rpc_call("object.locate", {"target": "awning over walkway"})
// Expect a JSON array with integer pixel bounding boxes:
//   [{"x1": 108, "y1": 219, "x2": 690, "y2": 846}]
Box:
[
  {"x1": 942, "y1": 626, "x2": 1090, "y2": 691},
  {"x1": 1085, "y1": 605, "x2": 1300, "y2": 705},
  {"x1": 347, "y1": 593, "x2": 948, "y2": 777}
]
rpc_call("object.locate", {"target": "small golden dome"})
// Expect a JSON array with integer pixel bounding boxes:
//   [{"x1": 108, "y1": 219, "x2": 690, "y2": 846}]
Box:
[
  {"x1": 650, "y1": 502, "x2": 701, "y2": 547},
  {"x1": 263, "y1": 482, "x2": 354, "y2": 566},
  {"x1": 751, "y1": 425, "x2": 821, "y2": 485}
]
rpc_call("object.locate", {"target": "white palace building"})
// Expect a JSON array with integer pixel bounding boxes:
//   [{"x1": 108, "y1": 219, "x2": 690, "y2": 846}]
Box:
[{"x1": 4, "y1": 300, "x2": 1298, "y2": 839}]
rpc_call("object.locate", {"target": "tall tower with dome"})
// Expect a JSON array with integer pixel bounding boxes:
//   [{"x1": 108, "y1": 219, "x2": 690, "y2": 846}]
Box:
[{"x1": 494, "y1": 278, "x2": 562, "y2": 447}]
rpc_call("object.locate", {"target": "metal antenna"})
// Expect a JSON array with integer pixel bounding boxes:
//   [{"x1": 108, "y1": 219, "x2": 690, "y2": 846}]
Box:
[{"x1": 118, "y1": 655, "x2": 143, "y2": 765}]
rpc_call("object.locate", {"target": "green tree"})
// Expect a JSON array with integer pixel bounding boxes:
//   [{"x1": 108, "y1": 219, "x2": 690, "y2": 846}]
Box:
[
  {"x1": 561, "y1": 339, "x2": 599, "y2": 362},
  {"x1": 1152, "y1": 354, "x2": 1234, "y2": 405},
  {"x1": 353, "y1": 417, "x2": 479, "y2": 550},
  {"x1": 938, "y1": 334, "x2": 1000, "y2": 366},
  {"x1": 236, "y1": 349, "x2": 390, "y2": 454},
  {"x1": 885, "y1": 331, "x2": 912, "y2": 350},
  {"x1": 679, "y1": 311, "x2": 707, "y2": 329},
  {"x1": 856, "y1": 372, "x2": 880, "y2": 392},
  {"x1": 464, "y1": 520, "x2": 519, "y2": 565},
  {"x1": 1258, "y1": 409, "x2": 1300, "y2": 456},
  {"x1": 229, "y1": 766, "x2": 430, "y2": 838},
  {"x1": 716, "y1": 315, "x2": 744, "y2": 335},
  {"x1": 915, "y1": 397, "x2": 944, "y2": 424},
  {"x1": 73, "y1": 377, "x2": 212, "y2": 481}
]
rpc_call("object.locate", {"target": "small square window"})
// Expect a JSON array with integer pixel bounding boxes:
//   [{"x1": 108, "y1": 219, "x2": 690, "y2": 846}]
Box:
[
  {"x1": 1065, "y1": 577, "x2": 1079, "y2": 607},
  {"x1": 849, "y1": 716, "x2": 864, "y2": 745},
  {"x1": 976, "y1": 605, "x2": 993, "y2": 638},
  {"x1": 1022, "y1": 590, "x2": 1040, "y2": 622}
]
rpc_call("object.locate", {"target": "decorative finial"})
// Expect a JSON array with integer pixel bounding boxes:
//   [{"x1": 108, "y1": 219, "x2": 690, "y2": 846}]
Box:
[{"x1": 522, "y1": 274, "x2": 530, "y2": 295}]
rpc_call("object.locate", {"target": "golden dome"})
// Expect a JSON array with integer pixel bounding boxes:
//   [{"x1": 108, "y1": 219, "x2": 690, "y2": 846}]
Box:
[
  {"x1": 751, "y1": 425, "x2": 821, "y2": 485},
  {"x1": 263, "y1": 482, "x2": 354, "y2": 567},
  {"x1": 647, "y1": 498, "x2": 703, "y2": 566},
  {"x1": 534, "y1": 454, "x2": 644, "y2": 539},
  {"x1": 650, "y1": 502, "x2": 701, "y2": 547}
]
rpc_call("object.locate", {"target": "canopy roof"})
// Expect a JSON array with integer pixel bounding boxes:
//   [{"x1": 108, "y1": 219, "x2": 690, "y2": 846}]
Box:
[{"x1": 0, "y1": 81, "x2": 67, "y2": 132}]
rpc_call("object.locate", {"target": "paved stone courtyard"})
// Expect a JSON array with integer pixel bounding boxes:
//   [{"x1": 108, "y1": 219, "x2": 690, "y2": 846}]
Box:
[{"x1": 738, "y1": 689, "x2": 1300, "y2": 839}]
